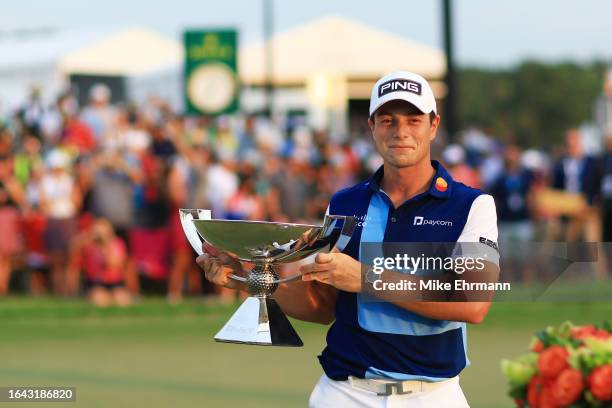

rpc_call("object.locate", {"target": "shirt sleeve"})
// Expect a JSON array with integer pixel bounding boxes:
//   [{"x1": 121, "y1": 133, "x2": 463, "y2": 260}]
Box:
[{"x1": 455, "y1": 194, "x2": 500, "y2": 266}]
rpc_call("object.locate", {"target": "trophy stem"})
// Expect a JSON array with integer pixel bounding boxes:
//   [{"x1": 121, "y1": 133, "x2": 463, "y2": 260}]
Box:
[{"x1": 214, "y1": 296, "x2": 303, "y2": 347}]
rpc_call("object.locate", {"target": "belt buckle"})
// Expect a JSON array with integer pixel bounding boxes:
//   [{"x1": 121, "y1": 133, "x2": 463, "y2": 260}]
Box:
[{"x1": 377, "y1": 382, "x2": 413, "y2": 396}]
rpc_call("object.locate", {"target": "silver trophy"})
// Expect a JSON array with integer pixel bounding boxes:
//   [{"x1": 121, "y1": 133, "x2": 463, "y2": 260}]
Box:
[{"x1": 179, "y1": 209, "x2": 355, "y2": 347}]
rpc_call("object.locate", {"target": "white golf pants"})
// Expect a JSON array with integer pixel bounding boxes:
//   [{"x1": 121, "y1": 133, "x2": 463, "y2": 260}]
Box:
[{"x1": 308, "y1": 374, "x2": 470, "y2": 408}]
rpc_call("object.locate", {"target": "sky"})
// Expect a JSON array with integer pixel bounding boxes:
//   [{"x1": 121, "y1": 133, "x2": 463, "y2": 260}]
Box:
[{"x1": 1, "y1": 0, "x2": 612, "y2": 67}]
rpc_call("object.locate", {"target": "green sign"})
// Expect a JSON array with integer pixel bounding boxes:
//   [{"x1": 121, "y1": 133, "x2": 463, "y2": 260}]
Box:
[{"x1": 184, "y1": 30, "x2": 239, "y2": 115}]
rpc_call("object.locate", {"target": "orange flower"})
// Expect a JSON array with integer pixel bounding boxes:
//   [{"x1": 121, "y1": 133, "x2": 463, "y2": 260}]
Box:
[
  {"x1": 537, "y1": 346, "x2": 569, "y2": 379},
  {"x1": 591, "y1": 329, "x2": 609, "y2": 340},
  {"x1": 571, "y1": 325, "x2": 600, "y2": 341},
  {"x1": 539, "y1": 384, "x2": 561, "y2": 408},
  {"x1": 572, "y1": 325, "x2": 610, "y2": 341},
  {"x1": 588, "y1": 364, "x2": 612, "y2": 402},
  {"x1": 531, "y1": 339, "x2": 544, "y2": 353},
  {"x1": 527, "y1": 375, "x2": 544, "y2": 408},
  {"x1": 551, "y1": 368, "x2": 583, "y2": 406}
]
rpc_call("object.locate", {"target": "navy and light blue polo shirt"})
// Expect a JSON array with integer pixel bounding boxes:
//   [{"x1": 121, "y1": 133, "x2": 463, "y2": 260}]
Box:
[{"x1": 320, "y1": 160, "x2": 498, "y2": 381}]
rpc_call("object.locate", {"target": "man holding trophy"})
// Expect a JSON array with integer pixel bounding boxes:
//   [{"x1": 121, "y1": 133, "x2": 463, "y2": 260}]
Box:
[{"x1": 196, "y1": 71, "x2": 499, "y2": 407}]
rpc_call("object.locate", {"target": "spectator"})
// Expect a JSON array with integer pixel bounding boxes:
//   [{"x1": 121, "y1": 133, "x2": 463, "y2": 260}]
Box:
[
  {"x1": 21, "y1": 202, "x2": 48, "y2": 295},
  {"x1": 0, "y1": 147, "x2": 25, "y2": 295},
  {"x1": 553, "y1": 129, "x2": 599, "y2": 203},
  {"x1": 599, "y1": 135, "x2": 612, "y2": 281},
  {"x1": 551, "y1": 129, "x2": 601, "y2": 242},
  {"x1": 13, "y1": 135, "x2": 43, "y2": 187},
  {"x1": 67, "y1": 218, "x2": 131, "y2": 307},
  {"x1": 215, "y1": 116, "x2": 239, "y2": 160},
  {"x1": 17, "y1": 85, "x2": 45, "y2": 140},
  {"x1": 236, "y1": 115, "x2": 258, "y2": 162},
  {"x1": 268, "y1": 157, "x2": 315, "y2": 222},
  {"x1": 205, "y1": 154, "x2": 238, "y2": 218},
  {"x1": 90, "y1": 152, "x2": 137, "y2": 239},
  {"x1": 62, "y1": 114, "x2": 96, "y2": 155},
  {"x1": 80, "y1": 84, "x2": 116, "y2": 145},
  {"x1": 601, "y1": 135, "x2": 612, "y2": 243},
  {"x1": 150, "y1": 123, "x2": 177, "y2": 160},
  {"x1": 39, "y1": 149, "x2": 81, "y2": 295},
  {"x1": 129, "y1": 154, "x2": 171, "y2": 294},
  {"x1": 442, "y1": 144, "x2": 481, "y2": 188},
  {"x1": 166, "y1": 147, "x2": 209, "y2": 303},
  {"x1": 491, "y1": 145, "x2": 535, "y2": 237},
  {"x1": 490, "y1": 145, "x2": 535, "y2": 281},
  {"x1": 225, "y1": 173, "x2": 265, "y2": 221}
]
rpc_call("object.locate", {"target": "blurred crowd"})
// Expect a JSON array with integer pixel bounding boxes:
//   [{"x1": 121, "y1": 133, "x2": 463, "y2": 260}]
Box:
[
  {"x1": 0, "y1": 84, "x2": 611, "y2": 304},
  {"x1": 444, "y1": 128, "x2": 611, "y2": 283},
  {"x1": 0, "y1": 85, "x2": 376, "y2": 305}
]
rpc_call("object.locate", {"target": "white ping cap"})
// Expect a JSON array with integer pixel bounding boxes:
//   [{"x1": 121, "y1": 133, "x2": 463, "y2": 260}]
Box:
[{"x1": 369, "y1": 71, "x2": 437, "y2": 117}]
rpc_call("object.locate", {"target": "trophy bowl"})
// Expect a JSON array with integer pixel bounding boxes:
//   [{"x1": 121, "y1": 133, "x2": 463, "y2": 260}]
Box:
[{"x1": 179, "y1": 209, "x2": 355, "y2": 347}]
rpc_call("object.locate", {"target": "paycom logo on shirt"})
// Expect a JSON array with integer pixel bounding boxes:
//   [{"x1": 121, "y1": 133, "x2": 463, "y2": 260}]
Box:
[{"x1": 413, "y1": 216, "x2": 453, "y2": 227}]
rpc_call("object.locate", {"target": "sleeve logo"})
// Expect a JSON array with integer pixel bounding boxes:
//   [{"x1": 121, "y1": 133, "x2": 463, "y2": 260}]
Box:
[{"x1": 479, "y1": 236, "x2": 499, "y2": 252}]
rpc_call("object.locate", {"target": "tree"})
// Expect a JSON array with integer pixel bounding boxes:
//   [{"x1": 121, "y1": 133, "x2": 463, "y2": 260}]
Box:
[{"x1": 458, "y1": 61, "x2": 607, "y2": 147}]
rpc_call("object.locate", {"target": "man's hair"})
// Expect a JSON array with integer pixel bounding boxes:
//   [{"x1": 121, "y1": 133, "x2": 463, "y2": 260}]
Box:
[{"x1": 369, "y1": 102, "x2": 436, "y2": 124}]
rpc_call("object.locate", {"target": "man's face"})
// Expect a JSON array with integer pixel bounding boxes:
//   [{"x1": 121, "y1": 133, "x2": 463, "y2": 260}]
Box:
[
  {"x1": 503, "y1": 145, "x2": 523, "y2": 172},
  {"x1": 565, "y1": 129, "x2": 583, "y2": 158},
  {"x1": 368, "y1": 101, "x2": 440, "y2": 168}
]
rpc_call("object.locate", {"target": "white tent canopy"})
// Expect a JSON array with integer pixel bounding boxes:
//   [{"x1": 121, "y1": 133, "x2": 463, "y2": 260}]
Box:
[
  {"x1": 57, "y1": 16, "x2": 445, "y2": 83},
  {"x1": 238, "y1": 15, "x2": 446, "y2": 85},
  {"x1": 58, "y1": 27, "x2": 182, "y2": 76}
]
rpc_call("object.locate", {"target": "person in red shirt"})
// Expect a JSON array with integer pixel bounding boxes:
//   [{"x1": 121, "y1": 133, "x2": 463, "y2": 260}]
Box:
[
  {"x1": 57, "y1": 93, "x2": 96, "y2": 154},
  {"x1": 0, "y1": 151, "x2": 25, "y2": 295},
  {"x1": 62, "y1": 118, "x2": 96, "y2": 154},
  {"x1": 67, "y1": 218, "x2": 131, "y2": 306},
  {"x1": 21, "y1": 205, "x2": 48, "y2": 295}
]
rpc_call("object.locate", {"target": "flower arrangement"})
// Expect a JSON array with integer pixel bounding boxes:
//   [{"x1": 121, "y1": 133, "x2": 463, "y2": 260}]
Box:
[{"x1": 501, "y1": 321, "x2": 612, "y2": 407}]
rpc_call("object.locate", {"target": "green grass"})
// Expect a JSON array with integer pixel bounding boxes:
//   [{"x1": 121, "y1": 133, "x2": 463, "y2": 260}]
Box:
[{"x1": 0, "y1": 297, "x2": 611, "y2": 408}]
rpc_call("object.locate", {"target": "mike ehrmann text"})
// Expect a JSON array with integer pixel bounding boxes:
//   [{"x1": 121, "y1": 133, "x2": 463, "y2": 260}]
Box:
[{"x1": 371, "y1": 279, "x2": 511, "y2": 292}]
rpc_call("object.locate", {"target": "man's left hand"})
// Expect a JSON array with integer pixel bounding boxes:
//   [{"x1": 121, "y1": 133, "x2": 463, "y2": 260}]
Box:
[{"x1": 300, "y1": 252, "x2": 362, "y2": 293}]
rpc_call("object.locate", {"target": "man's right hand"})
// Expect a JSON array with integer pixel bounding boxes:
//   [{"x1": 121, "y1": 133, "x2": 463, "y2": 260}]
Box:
[{"x1": 196, "y1": 244, "x2": 247, "y2": 291}]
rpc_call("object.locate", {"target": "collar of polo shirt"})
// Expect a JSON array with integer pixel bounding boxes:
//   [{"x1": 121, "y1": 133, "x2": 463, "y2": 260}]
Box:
[{"x1": 367, "y1": 160, "x2": 453, "y2": 200}]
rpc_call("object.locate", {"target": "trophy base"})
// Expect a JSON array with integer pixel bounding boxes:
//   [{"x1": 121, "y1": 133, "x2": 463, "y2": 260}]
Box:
[{"x1": 214, "y1": 296, "x2": 303, "y2": 347}]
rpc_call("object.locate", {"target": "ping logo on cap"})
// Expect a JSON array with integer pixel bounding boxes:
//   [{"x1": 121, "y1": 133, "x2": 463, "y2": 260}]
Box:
[{"x1": 378, "y1": 79, "x2": 422, "y2": 98}]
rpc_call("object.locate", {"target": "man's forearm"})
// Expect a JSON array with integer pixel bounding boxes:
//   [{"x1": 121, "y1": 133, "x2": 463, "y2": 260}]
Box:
[
  {"x1": 391, "y1": 300, "x2": 491, "y2": 324},
  {"x1": 274, "y1": 279, "x2": 337, "y2": 325},
  {"x1": 369, "y1": 271, "x2": 491, "y2": 323},
  {"x1": 367, "y1": 268, "x2": 496, "y2": 324}
]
